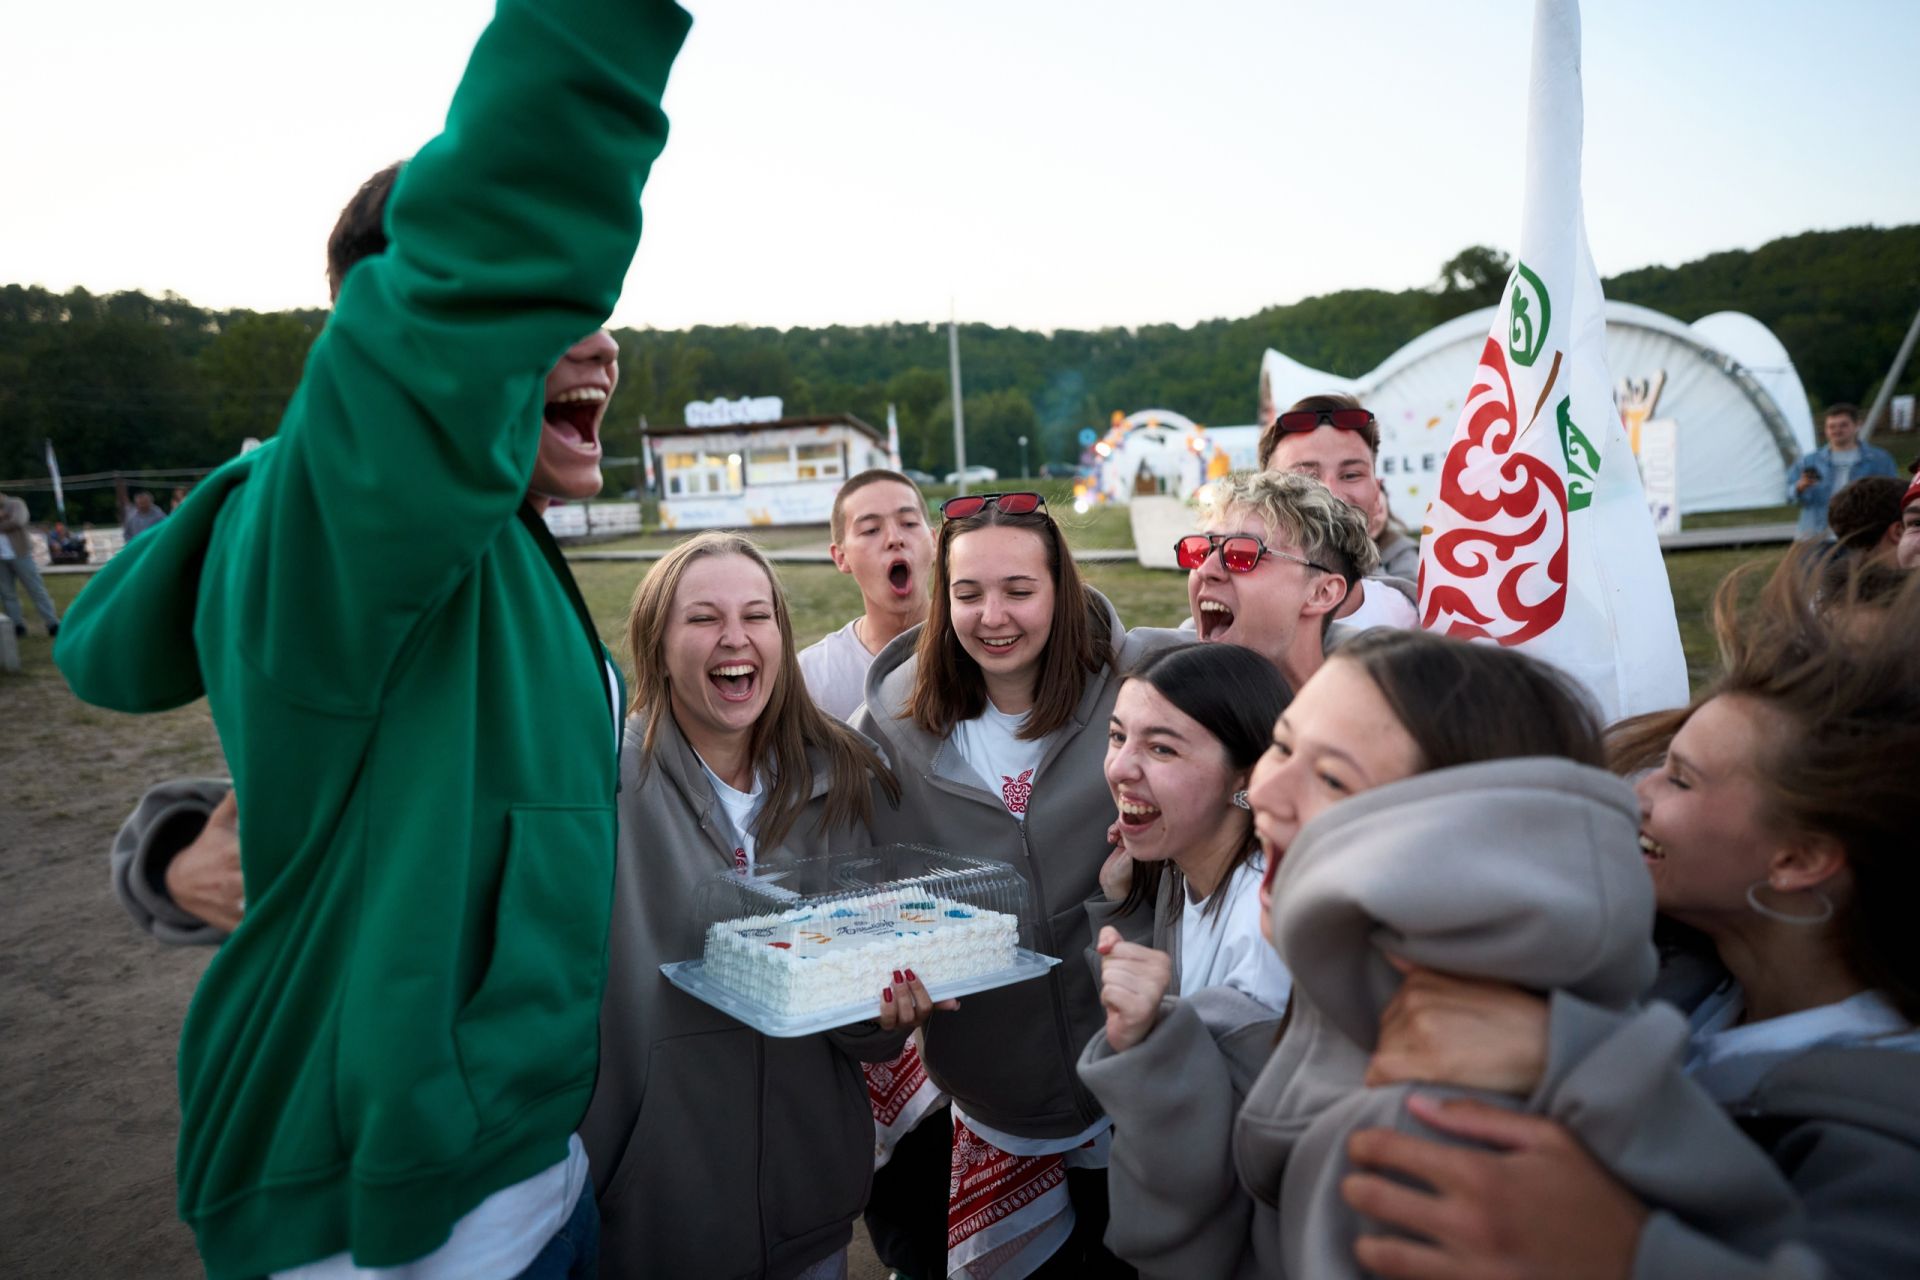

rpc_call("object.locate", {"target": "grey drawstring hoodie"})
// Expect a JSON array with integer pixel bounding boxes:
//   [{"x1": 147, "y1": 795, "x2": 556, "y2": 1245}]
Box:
[{"x1": 1082, "y1": 757, "x2": 1802, "y2": 1279}]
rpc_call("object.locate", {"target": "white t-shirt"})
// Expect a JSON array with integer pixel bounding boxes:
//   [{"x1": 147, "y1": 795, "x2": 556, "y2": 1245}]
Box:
[
  {"x1": 699, "y1": 758, "x2": 766, "y2": 873},
  {"x1": 1328, "y1": 578, "x2": 1419, "y2": 643},
  {"x1": 1178, "y1": 855, "x2": 1292, "y2": 1010},
  {"x1": 797, "y1": 618, "x2": 876, "y2": 722},
  {"x1": 273, "y1": 1135, "x2": 589, "y2": 1280},
  {"x1": 1829, "y1": 446, "x2": 1861, "y2": 493},
  {"x1": 951, "y1": 701, "x2": 1049, "y2": 821}
]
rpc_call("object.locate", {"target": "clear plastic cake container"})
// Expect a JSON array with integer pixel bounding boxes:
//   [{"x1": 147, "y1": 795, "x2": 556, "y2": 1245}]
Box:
[{"x1": 661, "y1": 844, "x2": 1061, "y2": 1037}]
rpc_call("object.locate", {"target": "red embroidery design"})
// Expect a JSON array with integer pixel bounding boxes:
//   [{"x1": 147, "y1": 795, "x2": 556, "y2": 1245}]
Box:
[
  {"x1": 733, "y1": 846, "x2": 747, "y2": 872},
  {"x1": 1421, "y1": 335, "x2": 1569, "y2": 645},
  {"x1": 1001, "y1": 769, "x2": 1034, "y2": 815}
]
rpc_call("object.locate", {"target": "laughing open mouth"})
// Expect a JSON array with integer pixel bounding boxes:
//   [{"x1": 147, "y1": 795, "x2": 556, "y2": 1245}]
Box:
[
  {"x1": 709, "y1": 662, "x2": 758, "y2": 702},
  {"x1": 1198, "y1": 599, "x2": 1235, "y2": 640},
  {"x1": 888, "y1": 559, "x2": 913, "y2": 595},
  {"x1": 1116, "y1": 796, "x2": 1162, "y2": 832},
  {"x1": 1638, "y1": 833, "x2": 1667, "y2": 862},
  {"x1": 545, "y1": 386, "x2": 608, "y2": 447}
]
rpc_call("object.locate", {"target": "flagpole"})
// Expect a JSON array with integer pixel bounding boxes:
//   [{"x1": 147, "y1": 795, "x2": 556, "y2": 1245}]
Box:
[
  {"x1": 949, "y1": 302, "x2": 968, "y2": 496},
  {"x1": 1859, "y1": 296, "x2": 1920, "y2": 443}
]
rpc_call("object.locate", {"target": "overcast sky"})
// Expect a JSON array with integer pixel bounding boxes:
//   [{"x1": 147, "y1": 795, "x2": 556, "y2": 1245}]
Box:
[{"x1": 4, "y1": 0, "x2": 1915, "y2": 332}]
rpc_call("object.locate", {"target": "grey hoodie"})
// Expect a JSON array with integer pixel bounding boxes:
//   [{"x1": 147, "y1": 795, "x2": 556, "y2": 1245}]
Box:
[
  {"x1": 1082, "y1": 758, "x2": 1802, "y2": 1279},
  {"x1": 852, "y1": 588, "x2": 1180, "y2": 1139},
  {"x1": 579, "y1": 710, "x2": 906, "y2": 1280}
]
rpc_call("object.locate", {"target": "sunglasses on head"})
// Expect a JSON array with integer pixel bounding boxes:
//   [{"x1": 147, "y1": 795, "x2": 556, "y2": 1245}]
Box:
[
  {"x1": 940, "y1": 491, "x2": 1046, "y2": 520},
  {"x1": 1274, "y1": 407, "x2": 1375, "y2": 436},
  {"x1": 1174, "y1": 532, "x2": 1335, "y2": 576}
]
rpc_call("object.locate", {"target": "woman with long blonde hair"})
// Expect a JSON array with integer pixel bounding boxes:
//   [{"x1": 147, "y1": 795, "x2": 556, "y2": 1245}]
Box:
[{"x1": 580, "y1": 531, "x2": 926, "y2": 1280}]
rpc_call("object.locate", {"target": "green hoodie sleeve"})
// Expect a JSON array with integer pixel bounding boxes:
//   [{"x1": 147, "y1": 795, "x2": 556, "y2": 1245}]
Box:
[{"x1": 61, "y1": 0, "x2": 691, "y2": 713}]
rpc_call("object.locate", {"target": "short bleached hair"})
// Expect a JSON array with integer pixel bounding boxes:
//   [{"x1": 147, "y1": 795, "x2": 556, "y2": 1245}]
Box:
[{"x1": 1200, "y1": 471, "x2": 1379, "y2": 584}]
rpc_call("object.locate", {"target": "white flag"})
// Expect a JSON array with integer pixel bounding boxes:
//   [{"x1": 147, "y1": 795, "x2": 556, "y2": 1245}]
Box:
[
  {"x1": 886, "y1": 403, "x2": 903, "y2": 471},
  {"x1": 45, "y1": 439, "x2": 65, "y2": 516},
  {"x1": 1418, "y1": 0, "x2": 1686, "y2": 723}
]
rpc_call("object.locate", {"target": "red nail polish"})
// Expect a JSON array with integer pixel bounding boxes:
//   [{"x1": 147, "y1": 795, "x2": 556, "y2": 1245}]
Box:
[
  {"x1": 883, "y1": 987, "x2": 893, "y2": 1003},
  {"x1": 893, "y1": 970, "x2": 904, "y2": 984},
  {"x1": 905, "y1": 968, "x2": 917, "y2": 983}
]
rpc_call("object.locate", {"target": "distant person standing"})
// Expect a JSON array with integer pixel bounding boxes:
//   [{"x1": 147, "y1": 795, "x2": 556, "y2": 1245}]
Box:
[
  {"x1": 122, "y1": 489, "x2": 167, "y2": 541},
  {"x1": 171, "y1": 485, "x2": 192, "y2": 513},
  {"x1": 0, "y1": 492, "x2": 60, "y2": 637},
  {"x1": 1791, "y1": 403, "x2": 1898, "y2": 540}
]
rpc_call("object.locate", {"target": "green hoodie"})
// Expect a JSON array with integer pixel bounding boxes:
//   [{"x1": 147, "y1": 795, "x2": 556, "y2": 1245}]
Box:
[{"x1": 54, "y1": 1, "x2": 690, "y2": 1274}]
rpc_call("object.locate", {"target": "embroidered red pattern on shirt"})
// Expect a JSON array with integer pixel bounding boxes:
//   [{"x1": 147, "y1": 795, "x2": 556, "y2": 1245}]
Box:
[
  {"x1": 733, "y1": 846, "x2": 747, "y2": 872},
  {"x1": 1000, "y1": 769, "x2": 1034, "y2": 814}
]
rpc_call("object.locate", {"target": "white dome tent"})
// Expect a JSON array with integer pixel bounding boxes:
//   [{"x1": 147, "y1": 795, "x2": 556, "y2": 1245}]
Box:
[{"x1": 1258, "y1": 303, "x2": 1816, "y2": 523}]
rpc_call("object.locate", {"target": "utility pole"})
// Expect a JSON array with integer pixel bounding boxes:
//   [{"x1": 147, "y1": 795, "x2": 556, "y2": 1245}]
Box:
[{"x1": 949, "y1": 307, "x2": 968, "y2": 495}]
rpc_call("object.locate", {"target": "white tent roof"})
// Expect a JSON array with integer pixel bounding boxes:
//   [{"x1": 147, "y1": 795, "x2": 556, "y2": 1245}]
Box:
[{"x1": 1260, "y1": 304, "x2": 1815, "y2": 518}]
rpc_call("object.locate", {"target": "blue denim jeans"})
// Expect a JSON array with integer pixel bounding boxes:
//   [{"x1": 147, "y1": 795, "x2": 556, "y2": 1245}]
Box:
[{"x1": 513, "y1": 1188, "x2": 599, "y2": 1280}]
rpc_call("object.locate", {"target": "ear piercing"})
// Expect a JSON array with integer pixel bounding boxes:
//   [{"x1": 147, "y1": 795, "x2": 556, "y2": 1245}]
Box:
[{"x1": 1231, "y1": 790, "x2": 1250, "y2": 810}]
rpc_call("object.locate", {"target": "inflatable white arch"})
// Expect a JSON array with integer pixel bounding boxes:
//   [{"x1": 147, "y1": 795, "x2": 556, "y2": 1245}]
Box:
[{"x1": 1259, "y1": 304, "x2": 1816, "y2": 520}]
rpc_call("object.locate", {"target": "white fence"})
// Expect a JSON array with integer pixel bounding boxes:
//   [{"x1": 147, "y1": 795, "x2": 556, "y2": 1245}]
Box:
[{"x1": 29, "y1": 501, "x2": 646, "y2": 573}]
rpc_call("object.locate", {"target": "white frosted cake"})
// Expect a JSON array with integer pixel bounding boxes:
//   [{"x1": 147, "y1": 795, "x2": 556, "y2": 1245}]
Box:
[{"x1": 703, "y1": 888, "x2": 1019, "y2": 1016}]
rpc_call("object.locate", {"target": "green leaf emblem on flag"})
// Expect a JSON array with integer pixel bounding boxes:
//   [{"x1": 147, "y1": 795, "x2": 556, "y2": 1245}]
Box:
[
  {"x1": 1557, "y1": 397, "x2": 1598, "y2": 511},
  {"x1": 1507, "y1": 262, "x2": 1551, "y2": 367}
]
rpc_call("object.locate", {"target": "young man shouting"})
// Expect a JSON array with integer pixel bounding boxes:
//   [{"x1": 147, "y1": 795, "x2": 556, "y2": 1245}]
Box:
[{"x1": 798, "y1": 468, "x2": 937, "y2": 720}]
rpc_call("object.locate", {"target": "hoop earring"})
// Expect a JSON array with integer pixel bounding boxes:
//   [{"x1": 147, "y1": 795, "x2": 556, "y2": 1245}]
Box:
[
  {"x1": 1745, "y1": 880, "x2": 1834, "y2": 927},
  {"x1": 1231, "y1": 790, "x2": 1250, "y2": 810}
]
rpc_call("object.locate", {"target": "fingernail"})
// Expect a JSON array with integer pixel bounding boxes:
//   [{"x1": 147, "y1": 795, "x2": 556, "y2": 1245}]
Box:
[
  {"x1": 905, "y1": 968, "x2": 917, "y2": 983},
  {"x1": 883, "y1": 987, "x2": 893, "y2": 1003},
  {"x1": 893, "y1": 970, "x2": 904, "y2": 984}
]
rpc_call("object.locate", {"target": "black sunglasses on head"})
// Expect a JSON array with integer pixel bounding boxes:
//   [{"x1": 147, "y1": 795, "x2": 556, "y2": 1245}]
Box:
[
  {"x1": 940, "y1": 491, "x2": 1046, "y2": 520},
  {"x1": 1274, "y1": 408, "x2": 1375, "y2": 436}
]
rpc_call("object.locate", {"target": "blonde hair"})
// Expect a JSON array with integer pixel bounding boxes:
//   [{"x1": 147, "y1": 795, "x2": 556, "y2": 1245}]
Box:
[
  {"x1": 625, "y1": 531, "x2": 899, "y2": 848},
  {"x1": 1200, "y1": 471, "x2": 1379, "y2": 583}
]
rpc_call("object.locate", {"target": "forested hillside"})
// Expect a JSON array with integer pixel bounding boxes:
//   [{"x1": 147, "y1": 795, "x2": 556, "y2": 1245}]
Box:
[{"x1": 5, "y1": 225, "x2": 1916, "y2": 511}]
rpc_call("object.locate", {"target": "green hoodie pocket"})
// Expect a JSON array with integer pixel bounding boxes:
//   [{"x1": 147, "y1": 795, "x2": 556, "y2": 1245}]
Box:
[{"x1": 455, "y1": 803, "x2": 616, "y2": 1126}]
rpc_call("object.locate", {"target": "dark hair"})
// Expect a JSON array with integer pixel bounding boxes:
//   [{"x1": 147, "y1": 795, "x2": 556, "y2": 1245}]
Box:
[
  {"x1": 1610, "y1": 549, "x2": 1920, "y2": 1020},
  {"x1": 1117, "y1": 643, "x2": 1291, "y2": 921},
  {"x1": 1336, "y1": 629, "x2": 1607, "y2": 771},
  {"x1": 1822, "y1": 402, "x2": 1860, "y2": 424},
  {"x1": 830, "y1": 469, "x2": 928, "y2": 544},
  {"x1": 1827, "y1": 476, "x2": 1906, "y2": 552},
  {"x1": 1260, "y1": 391, "x2": 1380, "y2": 469},
  {"x1": 908, "y1": 502, "x2": 1111, "y2": 740},
  {"x1": 327, "y1": 162, "x2": 405, "y2": 301}
]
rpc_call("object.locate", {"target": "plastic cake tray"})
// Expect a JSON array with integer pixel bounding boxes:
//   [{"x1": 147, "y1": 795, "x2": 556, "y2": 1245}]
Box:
[{"x1": 661, "y1": 948, "x2": 1061, "y2": 1038}]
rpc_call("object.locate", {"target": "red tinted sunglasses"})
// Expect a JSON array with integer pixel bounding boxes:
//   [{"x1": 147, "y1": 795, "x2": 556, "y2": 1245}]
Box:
[
  {"x1": 1174, "y1": 532, "x2": 1333, "y2": 575},
  {"x1": 940, "y1": 491, "x2": 1046, "y2": 520},
  {"x1": 1274, "y1": 407, "x2": 1375, "y2": 435}
]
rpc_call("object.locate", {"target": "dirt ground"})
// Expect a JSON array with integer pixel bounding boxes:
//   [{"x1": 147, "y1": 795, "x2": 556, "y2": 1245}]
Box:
[{"x1": 0, "y1": 586, "x2": 887, "y2": 1278}]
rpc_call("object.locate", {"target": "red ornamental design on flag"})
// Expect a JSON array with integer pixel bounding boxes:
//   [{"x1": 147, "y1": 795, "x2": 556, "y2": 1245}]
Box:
[
  {"x1": 1420, "y1": 334, "x2": 1569, "y2": 645},
  {"x1": 1001, "y1": 769, "x2": 1034, "y2": 815}
]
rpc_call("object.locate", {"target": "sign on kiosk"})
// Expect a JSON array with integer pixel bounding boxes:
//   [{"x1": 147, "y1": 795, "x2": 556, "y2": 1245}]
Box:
[{"x1": 685, "y1": 396, "x2": 784, "y2": 428}]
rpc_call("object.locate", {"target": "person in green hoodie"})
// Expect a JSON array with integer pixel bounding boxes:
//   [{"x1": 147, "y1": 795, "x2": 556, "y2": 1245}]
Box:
[{"x1": 55, "y1": 1, "x2": 692, "y2": 1275}]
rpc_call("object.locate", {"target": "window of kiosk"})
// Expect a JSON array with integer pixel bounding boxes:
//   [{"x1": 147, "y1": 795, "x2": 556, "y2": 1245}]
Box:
[
  {"x1": 795, "y1": 442, "x2": 844, "y2": 481},
  {"x1": 664, "y1": 450, "x2": 742, "y2": 497},
  {"x1": 748, "y1": 446, "x2": 796, "y2": 485}
]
